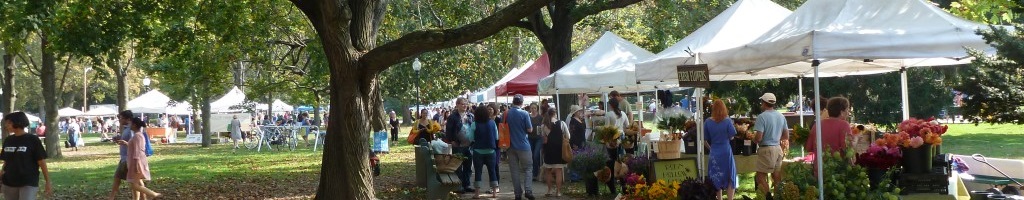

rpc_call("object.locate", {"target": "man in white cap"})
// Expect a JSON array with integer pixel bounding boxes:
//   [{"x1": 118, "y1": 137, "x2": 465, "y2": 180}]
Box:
[{"x1": 753, "y1": 93, "x2": 789, "y2": 196}]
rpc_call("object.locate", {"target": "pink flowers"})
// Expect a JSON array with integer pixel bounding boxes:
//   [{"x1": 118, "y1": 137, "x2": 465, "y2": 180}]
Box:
[
  {"x1": 909, "y1": 136, "x2": 924, "y2": 148},
  {"x1": 898, "y1": 117, "x2": 948, "y2": 138},
  {"x1": 857, "y1": 144, "x2": 903, "y2": 169}
]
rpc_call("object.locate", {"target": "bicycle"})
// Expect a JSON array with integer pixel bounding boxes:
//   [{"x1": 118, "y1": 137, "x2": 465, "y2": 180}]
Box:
[
  {"x1": 262, "y1": 126, "x2": 298, "y2": 151},
  {"x1": 243, "y1": 128, "x2": 262, "y2": 150}
]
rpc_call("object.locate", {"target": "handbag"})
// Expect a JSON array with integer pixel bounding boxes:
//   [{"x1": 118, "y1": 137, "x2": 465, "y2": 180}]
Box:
[
  {"x1": 498, "y1": 112, "x2": 511, "y2": 149},
  {"x1": 407, "y1": 129, "x2": 420, "y2": 145},
  {"x1": 561, "y1": 122, "x2": 573, "y2": 162}
]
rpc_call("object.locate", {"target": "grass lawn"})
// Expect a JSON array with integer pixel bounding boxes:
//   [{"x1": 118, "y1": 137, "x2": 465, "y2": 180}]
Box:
[{"x1": 44, "y1": 122, "x2": 1023, "y2": 199}]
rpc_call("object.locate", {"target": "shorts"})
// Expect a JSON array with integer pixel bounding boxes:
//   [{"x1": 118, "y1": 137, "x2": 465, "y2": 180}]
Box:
[
  {"x1": 115, "y1": 160, "x2": 128, "y2": 180},
  {"x1": 756, "y1": 146, "x2": 784, "y2": 173}
]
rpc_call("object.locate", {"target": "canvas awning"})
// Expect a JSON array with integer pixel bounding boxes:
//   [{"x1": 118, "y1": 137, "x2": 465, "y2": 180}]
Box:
[
  {"x1": 494, "y1": 53, "x2": 549, "y2": 96},
  {"x1": 126, "y1": 90, "x2": 172, "y2": 113},
  {"x1": 211, "y1": 86, "x2": 247, "y2": 113},
  {"x1": 58, "y1": 107, "x2": 85, "y2": 117},
  {"x1": 538, "y1": 31, "x2": 668, "y2": 95}
]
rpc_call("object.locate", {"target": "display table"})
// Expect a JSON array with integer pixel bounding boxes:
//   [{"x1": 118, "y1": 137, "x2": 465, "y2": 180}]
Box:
[{"x1": 146, "y1": 127, "x2": 176, "y2": 143}]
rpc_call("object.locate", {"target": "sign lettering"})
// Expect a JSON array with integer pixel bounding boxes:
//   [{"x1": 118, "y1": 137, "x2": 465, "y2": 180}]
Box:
[
  {"x1": 676, "y1": 64, "x2": 710, "y2": 88},
  {"x1": 650, "y1": 158, "x2": 700, "y2": 183}
]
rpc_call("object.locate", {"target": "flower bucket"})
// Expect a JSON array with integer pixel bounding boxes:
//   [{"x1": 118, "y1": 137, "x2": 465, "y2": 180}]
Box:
[
  {"x1": 433, "y1": 154, "x2": 464, "y2": 173},
  {"x1": 901, "y1": 144, "x2": 933, "y2": 174},
  {"x1": 656, "y1": 140, "x2": 682, "y2": 159}
]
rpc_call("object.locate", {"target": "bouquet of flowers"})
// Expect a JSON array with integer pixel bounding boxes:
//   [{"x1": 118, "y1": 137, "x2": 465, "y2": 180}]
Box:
[
  {"x1": 656, "y1": 115, "x2": 687, "y2": 133},
  {"x1": 734, "y1": 118, "x2": 755, "y2": 140},
  {"x1": 791, "y1": 125, "x2": 810, "y2": 146},
  {"x1": 898, "y1": 117, "x2": 947, "y2": 146},
  {"x1": 856, "y1": 144, "x2": 903, "y2": 169},
  {"x1": 595, "y1": 125, "x2": 621, "y2": 144}
]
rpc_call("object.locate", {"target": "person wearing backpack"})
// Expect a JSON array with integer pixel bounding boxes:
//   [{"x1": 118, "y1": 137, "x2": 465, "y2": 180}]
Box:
[
  {"x1": 444, "y1": 97, "x2": 475, "y2": 194},
  {"x1": 118, "y1": 117, "x2": 160, "y2": 199}
]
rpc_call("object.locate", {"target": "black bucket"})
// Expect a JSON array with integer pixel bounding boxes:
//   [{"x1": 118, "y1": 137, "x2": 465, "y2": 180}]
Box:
[{"x1": 970, "y1": 191, "x2": 992, "y2": 200}]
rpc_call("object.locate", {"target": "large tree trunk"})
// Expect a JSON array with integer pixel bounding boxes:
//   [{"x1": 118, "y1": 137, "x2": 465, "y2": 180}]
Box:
[
  {"x1": 40, "y1": 34, "x2": 62, "y2": 159},
  {"x1": 400, "y1": 102, "x2": 412, "y2": 125},
  {"x1": 2, "y1": 54, "x2": 15, "y2": 115},
  {"x1": 313, "y1": 92, "x2": 322, "y2": 126},
  {"x1": 318, "y1": 56, "x2": 374, "y2": 199},
  {"x1": 201, "y1": 89, "x2": 212, "y2": 147},
  {"x1": 114, "y1": 60, "x2": 128, "y2": 111}
]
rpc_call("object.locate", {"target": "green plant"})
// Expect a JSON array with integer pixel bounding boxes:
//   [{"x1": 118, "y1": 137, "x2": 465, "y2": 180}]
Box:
[
  {"x1": 782, "y1": 148, "x2": 899, "y2": 200},
  {"x1": 792, "y1": 125, "x2": 810, "y2": 145},
  {"x1": 656, "y1": 115, "x2": 687, "y2": 133},
  {"x1": 569, "y1": 142, "x2": 609, "y2": 178}
]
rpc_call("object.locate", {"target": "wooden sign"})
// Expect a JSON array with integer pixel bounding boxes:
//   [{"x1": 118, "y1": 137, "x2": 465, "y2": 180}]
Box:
[
  {"x1": 676, "y1": 64, "x2": 710, "y2": 88},
  {"x1": 650, "y1": 158, "x2": 700, "y2": 183}
]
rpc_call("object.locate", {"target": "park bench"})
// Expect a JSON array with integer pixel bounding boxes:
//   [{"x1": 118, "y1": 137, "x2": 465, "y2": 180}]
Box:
[
  {"x1": 415, "y1": 139, "x2": 460, "y2": 199},
  {"x1": 952, "y1": 154, "x2": 1024, "y2": 191}
]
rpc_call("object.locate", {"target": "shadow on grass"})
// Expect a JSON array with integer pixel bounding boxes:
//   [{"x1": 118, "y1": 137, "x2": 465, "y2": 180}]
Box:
[{"x1": 942, "y1": 133, "x2": 1024, "y2": 159}]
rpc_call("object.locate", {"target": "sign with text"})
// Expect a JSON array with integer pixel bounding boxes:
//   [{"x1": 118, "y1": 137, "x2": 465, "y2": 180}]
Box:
[
  {"x1": 650, "y1": 158, "x2": 700, "y2": 183},
  {"x1": 676, "y1": 64, "x2": 710, "y2": 88}
]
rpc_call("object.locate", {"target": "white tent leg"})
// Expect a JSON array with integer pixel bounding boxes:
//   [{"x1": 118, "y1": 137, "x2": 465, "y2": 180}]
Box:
[
  {"x1": 555, "y1": 90, "x2": 561, "y2": 118},
  {"x1": 901, "y1": 67, "x2": 910, "y2": 120},
  {"x1": 695, "y1": 88, "x2": 705, "y2": 177},
  {"x1": 798, "y1": 77, "x2": 804, "y2": 127},
  {"x1": 813, "y1": 60, "x2": 824, "y2": 199}
]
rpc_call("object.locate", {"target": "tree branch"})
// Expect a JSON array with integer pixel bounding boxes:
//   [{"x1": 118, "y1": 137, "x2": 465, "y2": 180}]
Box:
[
  {"x1": 362, "y1": 0, "x2": 554, "y2": 74},
  {"x1": 570, "y1": 0, "x2": 643, "y2": 24},
  {"x1": 527, "y1": 11, "x2": 552, "y2": 42},
  {"x1": 17, "y1": 53, "x2": 40, "y2": 77}
]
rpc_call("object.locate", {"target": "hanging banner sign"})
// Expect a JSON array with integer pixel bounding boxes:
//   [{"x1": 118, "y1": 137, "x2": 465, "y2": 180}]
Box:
[{"x1": 676, "y1": 64, "x2": 710, "y2": 88}]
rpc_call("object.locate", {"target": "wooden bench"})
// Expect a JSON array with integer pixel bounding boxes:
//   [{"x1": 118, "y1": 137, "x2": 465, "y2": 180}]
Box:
[
  {"x1": 952, "y1": 154, "x2": 1024, "y2": 191},
  {"x1": 415, "y1": 139, "x2": 461, "y2": 199}
]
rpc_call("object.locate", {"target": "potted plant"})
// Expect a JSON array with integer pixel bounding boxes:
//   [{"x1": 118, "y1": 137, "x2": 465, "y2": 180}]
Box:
[
  {"x1": 677, "y1": 177, "x2": 715, "y2": 200},
  {"x1": 732, "y1": 118, "x2": 756, "y2": 156},
  {"x1": 620, "y1": 178, "x2": 681, "y2": 200},
  {"x1": 896, "y1": 117, "x2": 947, "y2": 174},
  {"x1": 569, "y1": 142, "x2": 609, "y2": 196}
]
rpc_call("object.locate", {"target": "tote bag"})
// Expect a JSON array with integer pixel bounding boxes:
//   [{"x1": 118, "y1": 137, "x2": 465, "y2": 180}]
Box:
[{"x1": 498, "y1": 112, "x2": 511, "y2": 149}]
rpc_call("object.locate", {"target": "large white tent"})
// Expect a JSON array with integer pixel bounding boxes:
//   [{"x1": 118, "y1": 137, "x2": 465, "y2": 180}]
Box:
[
  {"x1": 84, "y1": 106, "x2": 118, "y2": 116},
  {"x1": 537, "y1": 31, "x2": 662, "y2": 94},
  {"x1": 701, "y1": 0, "x2": 992, "y2": 74},
  {"x1": 696, "y1": 0, "x2": 998, "y2": 196},
  {"x1": 58, "y1": 107, "x2": 85, "y2": 117},
  {"x1": 127, "y1": 90, "x2": 172, "y2": 113},
  {"x1": 471, "y1": 60, "x2": 533, "y2": 103},
  {"x1": 211, "y1": 86, "x2": 247, "y2": 113},
  {"x1": 165, "y1": 101, "x2": 193, "y2": 115}
]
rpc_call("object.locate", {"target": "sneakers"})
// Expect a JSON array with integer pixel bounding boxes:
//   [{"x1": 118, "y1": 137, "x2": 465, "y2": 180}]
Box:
[{"x1": 524, "y1": 193, "x2": 535, "y2": 200}]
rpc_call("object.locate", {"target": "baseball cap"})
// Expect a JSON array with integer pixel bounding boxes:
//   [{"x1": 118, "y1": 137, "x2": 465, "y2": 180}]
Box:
[{"x1": 759, "y1": 93, "x2": 777, "y2": 104}]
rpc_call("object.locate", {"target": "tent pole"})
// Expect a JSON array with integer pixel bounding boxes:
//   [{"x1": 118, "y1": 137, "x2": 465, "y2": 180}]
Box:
[
  {"x1": 555, "y1": 90, "x2": 561, "y2": 119},
  {"x1": 813, "y1": 59, "x2": 824, "y2": 199},
  {"x1": 798, "y1": 76, "x2": 804, "y2": 127},
  {"x1": 900, "y1": 67, "x2": 910, "y2": 121},
  {"x1": 696, "y1": 88, "x2": 705, "y2": 177}
]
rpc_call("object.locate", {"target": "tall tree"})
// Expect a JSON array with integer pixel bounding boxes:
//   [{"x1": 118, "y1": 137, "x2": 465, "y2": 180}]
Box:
[
  {"x1": 287, "y1": 0, "x2": 552, "y2": 198},
  {"x1": 955, "y1": 25, "x2": 1024, "y2": 124}
]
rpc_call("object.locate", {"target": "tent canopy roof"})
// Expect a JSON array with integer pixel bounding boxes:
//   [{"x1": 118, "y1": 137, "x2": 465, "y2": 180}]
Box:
[
  {"x1": 702, "y1": 0, "x2": 996, "y2": 75},
  {"x1": 211, "y1": 86, "x2": 246, "y2": 113},
  {"x1": 635, "y1": 0, "x2": 792, "y2": 82},
  {"x1": 538, "y1": 31, "x2": 664, "y2": 94},
  {"x1": 470, "y1": 60, "x2": 533, "y2": 103},
  {"x1": 495, "y1": 53, "x2": 549, "y2": 96},
  {"x1": 58, "y1": 107, "x2": 85, "y2": 117},
  {"x1": 126, "y1": 90, "x2": 172, "y2": 113}
]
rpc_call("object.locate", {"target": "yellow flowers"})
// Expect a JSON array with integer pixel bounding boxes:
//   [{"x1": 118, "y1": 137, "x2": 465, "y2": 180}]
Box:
[{"x1": 627, "y1": 179, "x2": 681, "y2": 200}]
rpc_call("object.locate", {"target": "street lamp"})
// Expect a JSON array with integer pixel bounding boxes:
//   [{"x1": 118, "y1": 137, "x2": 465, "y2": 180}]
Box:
[
  {"x1": 412, "y1": 58, "x2": 422, "y2": 118},
  {"x1": 143, "y1": 76, "x2": 152, "y2": 91},
  {"x1": 83, "y1": 67, "x2": 92, "y2": 112}
]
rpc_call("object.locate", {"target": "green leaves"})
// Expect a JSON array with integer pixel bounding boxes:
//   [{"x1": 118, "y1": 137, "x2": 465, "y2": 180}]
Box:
[{"x1": 954, "y1": 25, "x2": 1024, "y2": 124}]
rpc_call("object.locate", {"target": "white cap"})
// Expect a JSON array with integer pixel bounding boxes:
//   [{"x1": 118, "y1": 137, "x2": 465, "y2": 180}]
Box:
[{"x1": 759, "y1": 93, "x2": 777, "y2": 104}]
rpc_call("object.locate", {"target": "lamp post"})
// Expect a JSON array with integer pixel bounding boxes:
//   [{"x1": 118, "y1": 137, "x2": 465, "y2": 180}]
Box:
[
  {"x1": 412, "y1": 58, "x2": 422, "y2": 117},
  {"x1": 143, "y1": 76, "x2": 152, "y2": 91},
  {"x1": 83, "y1": 67, "x2": 92, "y2": 112}
]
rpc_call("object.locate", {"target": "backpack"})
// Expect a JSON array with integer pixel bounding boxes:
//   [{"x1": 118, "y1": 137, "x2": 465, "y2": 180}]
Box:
[{"x1": 142, "y1": 131, "x2": 154, "y2": 157}]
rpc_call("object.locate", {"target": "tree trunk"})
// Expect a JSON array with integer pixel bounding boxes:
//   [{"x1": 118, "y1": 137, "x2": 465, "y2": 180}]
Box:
[
  {"x1": 40, "y1": 34, "x2": 62, "y2": 159},
  {"x1": 2, "y1": 53, "x2": 15, "y2": 115},
  {"x1": 201, "y1": 90, "x2": 212, "y2": 147},
  {"x1": 114, "y1": 60, "x2": 128, "y2": 112},
  {"x1": 267, "y1": 92, "x2": 273, "y2": 119},
  {"x1": 367, "y1": 78, "x2": 386, "y2": 132},
  {"x1": 317, "y1": 57, "x2": 374, "y2": 199},
  {"x1": 400, "y1": 102, "x2": 412, "y2": 125},
  {"x1": 313, "y1": 92, "x2": 322, "y2": 126}
]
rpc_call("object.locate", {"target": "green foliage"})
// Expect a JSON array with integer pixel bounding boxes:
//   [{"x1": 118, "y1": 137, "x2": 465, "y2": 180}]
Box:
[
  {"x1": 781, "y1": 148, "x2": 899, "y2": 200},
  {"x1": 656, "y1": 115, "x2": 688, "y2": 133},
  {"x1": 948, "y1": 0, "x2": 1021, "y2": 24},
  {"x1": 954, "y1": 25, "x2": 1024, "y2": 124}
]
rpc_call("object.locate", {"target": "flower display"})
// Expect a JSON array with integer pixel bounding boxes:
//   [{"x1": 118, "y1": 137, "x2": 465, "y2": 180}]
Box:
[
  {"x1": 594, "y1": 125, "x2": 621, "y2": 144},
  {"x1": 856, "y1": 144, "x2": 903, "y2": 169},
  {"x1": 623, "y1": 179, "x2": 681, "y2": 200},
  {"x1": 909, "y1": 136, "x2": 924, "y2": 148},
  {"x1": 898, "y1": 117, "x2": 948, "y2": 138}
]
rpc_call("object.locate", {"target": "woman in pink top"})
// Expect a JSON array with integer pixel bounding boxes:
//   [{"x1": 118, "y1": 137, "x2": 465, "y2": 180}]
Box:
[
  {"x1": 805, "y1": 97, "x2": 852, "y2": 162},
  {"x1": 117, "y1": 117, "x2": 160, "y2": 199}
]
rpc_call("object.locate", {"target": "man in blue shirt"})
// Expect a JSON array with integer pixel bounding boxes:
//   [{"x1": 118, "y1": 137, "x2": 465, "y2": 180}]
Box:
[
  {"x1": 752, "y1": 93, "x2": 789, "y2": 196},
  {"x1": 505, "y1": 94, "x2": 535, "y2": 200},
  {"x1": 109, "y1": 110, "x2": 136, "y2": 199}
]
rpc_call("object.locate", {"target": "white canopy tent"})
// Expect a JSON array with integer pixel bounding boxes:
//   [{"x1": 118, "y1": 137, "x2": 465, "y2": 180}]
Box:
[
  {"x1": 211, "y1": 86, "x2": 247, "y2": 113},
  {"x1": 25, "y1": 113, "x2": 40, "y2": 122},
  {"x1": 126, "y1": 90, "x2": 172, "y2": 113},
  {"x1": 470, "y1": 60, "x2": 533, "y2": 103},
  {"x1": 58, "y1": 107, "x2": 85, "y2": 117},
  {"x1": 537, "y1": 31, "x2": 665, "y2": 95},
  {"x1": 84, "y1": 106, "x2": 118, "y2": 116},
  {"x1": 255, "y1": 99, "x2": 294, "y2": 111},
  {"x1": 165, "y1": 101, "x2": 193, "y2": 115},
  {"x1": 698, "y1": 0, "x2": 998, "y2": 196}
]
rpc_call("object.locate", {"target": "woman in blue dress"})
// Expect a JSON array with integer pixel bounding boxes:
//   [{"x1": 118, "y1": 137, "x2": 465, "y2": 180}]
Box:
[{"x1": 704, "y1": 99, "x2": 738, "y2": 200}]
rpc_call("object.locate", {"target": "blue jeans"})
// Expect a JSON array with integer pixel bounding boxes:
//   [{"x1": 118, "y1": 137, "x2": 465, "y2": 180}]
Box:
[
  {"x1": 530, "y1": 137, "x2": 543, "y2": 179},
  {"x1": 507, "y1": 149, "x2": 533, "y2": 197},
  {"x1": 453, "y1": 147, "x2": 473, "y2": 191},
  {"x1": 472, "y1": 151, "x2": 498, "y2": 189}
]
